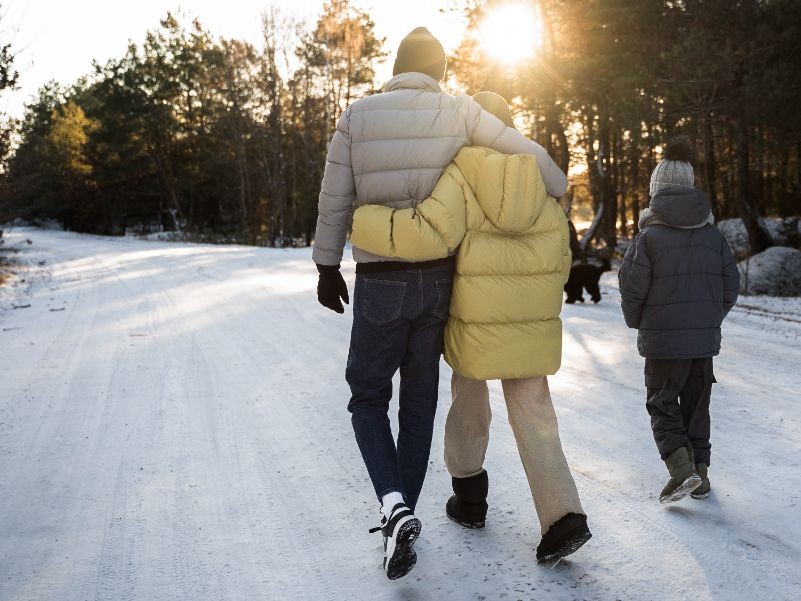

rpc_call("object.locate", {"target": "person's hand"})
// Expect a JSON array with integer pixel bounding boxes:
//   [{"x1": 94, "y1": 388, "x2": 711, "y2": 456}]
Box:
[{"x1": 316, "y1": 264, "x2": 349, "y2": 314}]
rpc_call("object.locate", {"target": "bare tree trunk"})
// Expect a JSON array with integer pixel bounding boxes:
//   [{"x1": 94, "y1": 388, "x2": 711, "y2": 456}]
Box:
[
  {"x1": 614, "y1": 132, "x2": 626, "y2": 239},
  {"x1": 579, "y1": 125, "x2": 608, "y2": 258},
  {"x1": 702, "y1": 112, "x2": 719, "y2": 217},
  {"x1": 779, "y1": 143, "x2": 790, "y2": 218},
  {"x1": 735, "y1": 120, "x2": 772, "y2": 255},
  {"x1": 630, "y1": 139, "x2": 641, "y2": 234},
  {"x1": 545, "y1": 100, "x2": 570, "y2": 174},
  {"x1": 583, "y1": 108, "x2": 600, "y2": 211},
  {"x1": 599, "y1": 113, "x2": 616, "y2": 255}
]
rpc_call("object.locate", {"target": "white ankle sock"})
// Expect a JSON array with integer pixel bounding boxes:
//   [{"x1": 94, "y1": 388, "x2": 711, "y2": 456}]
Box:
[{"x1": 381, "y1": 492, "x2": 405, "y2": 519}]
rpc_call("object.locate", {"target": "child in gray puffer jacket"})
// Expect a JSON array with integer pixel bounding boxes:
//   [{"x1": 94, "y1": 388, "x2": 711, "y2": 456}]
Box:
[{"x1": 618, "y1": 137, "x2": 740, "y2": 504}]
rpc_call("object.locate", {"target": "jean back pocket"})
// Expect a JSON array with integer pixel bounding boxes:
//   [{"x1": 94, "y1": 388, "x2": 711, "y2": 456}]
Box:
[
  {"x1": 363, "y1": 278, "x2": 407, "y2": 325},
  {"x1": 434, "y1": 277, "x2": 453, "y2": 320}
]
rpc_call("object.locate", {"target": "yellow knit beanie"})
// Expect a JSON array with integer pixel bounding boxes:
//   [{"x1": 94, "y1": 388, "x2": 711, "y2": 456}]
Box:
[{"x1": 472, "y1": 91, "x2": 515, "y2": 129}]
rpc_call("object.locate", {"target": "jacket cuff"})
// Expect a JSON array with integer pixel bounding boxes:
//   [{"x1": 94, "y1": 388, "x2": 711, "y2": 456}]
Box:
[{"x1": 312, "y1": 245, "x2": 344, "y2": 267}]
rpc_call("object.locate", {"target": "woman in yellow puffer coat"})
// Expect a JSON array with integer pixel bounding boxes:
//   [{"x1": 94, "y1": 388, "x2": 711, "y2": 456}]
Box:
[{"x1": 350, "y1": 92, "x2": 591, "y2": 564}]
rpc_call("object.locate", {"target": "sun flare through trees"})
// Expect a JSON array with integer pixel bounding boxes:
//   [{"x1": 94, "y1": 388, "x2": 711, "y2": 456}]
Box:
[{"x1": 479, "y1": 3, "x2": 542, "y2": 64}]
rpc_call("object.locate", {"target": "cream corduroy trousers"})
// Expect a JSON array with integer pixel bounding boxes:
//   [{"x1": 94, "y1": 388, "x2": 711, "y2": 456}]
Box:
[{"x1": 445, "y1": 373, "x2": 584, "y2": 533}]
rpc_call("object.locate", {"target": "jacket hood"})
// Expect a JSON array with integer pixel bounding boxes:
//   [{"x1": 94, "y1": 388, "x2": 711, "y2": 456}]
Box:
[
  {"x1": 648, "y1": 185, "x2": 711, "y2": 228},
  {"x1": 384, "y1": 72, "x2": 442, "y2": 94},
  {"x1": 452, "y1": 147, "x2": 547, "y2": 234}
]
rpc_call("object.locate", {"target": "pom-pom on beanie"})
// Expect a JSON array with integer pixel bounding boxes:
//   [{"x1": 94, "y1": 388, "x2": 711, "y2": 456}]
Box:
[{"x1": 650, "y1": 136, "x2": 696, "y2": 197}]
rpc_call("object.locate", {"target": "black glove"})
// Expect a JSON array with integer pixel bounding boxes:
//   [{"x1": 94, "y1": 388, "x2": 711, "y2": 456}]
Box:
[{"x1": 316, "y1": 264, "x2": 349, "y2": 314}]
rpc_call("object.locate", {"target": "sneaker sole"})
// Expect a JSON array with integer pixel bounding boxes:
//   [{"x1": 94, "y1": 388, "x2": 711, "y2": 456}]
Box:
[
  {"x1": 446, "y1": 512, "x2": 486, "y2": 529},
  {"x1": 660, "y1": 475, "x2": 702, "y2": 504},
  {"x1": 691, "y1": 489, "x2": 710, "y2": 500},
  {"x1": 537, "y1": 527, "x2": 592, "y2": 564},
  {"x1": 385, "y1": 517, "x2": 422, "y2": 580}
]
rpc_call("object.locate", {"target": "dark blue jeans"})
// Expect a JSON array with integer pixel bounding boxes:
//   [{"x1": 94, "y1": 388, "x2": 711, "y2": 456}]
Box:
[{"x1": 346, "y1": 266, "x2": 453, "y2": 511}]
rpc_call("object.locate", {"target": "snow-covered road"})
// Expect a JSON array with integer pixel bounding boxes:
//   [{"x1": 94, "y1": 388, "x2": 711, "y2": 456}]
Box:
[{"x1": 1, "y1": 228, "x2": 799, "y2": 601}]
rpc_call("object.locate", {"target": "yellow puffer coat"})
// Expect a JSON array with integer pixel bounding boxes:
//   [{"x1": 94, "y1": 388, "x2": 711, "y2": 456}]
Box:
[{"x1": 350, "y1": 146, "x2": 571, "y2": 380}]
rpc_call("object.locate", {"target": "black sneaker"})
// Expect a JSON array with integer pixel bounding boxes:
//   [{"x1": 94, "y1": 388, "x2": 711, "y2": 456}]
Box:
[
  {"x1": 536, "y1": 513, "x2": 592, "y2": 564},
  {"x1": 369, "y1": 504, "x2": 422, "y2": 580}
]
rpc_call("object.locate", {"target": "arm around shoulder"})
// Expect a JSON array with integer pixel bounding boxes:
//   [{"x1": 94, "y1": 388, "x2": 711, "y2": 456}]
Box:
[
  {"x1": 466, "y1": 99, "x2": 568, "y2": 197},
  {"x1": 350, "y1": 165, "x2": 467, "y2": 261}
]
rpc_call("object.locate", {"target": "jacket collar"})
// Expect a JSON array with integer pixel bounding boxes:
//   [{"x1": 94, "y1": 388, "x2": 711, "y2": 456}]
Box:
[
  {"x1": 384, "y1": 72, "x2": 442, "y2": 93},
  {"x1": 638, "y1": 206, "x2": 714, "y2": 230},
  {"x1": 641, "y1": 185, "x2": 713, "y2": 229}
]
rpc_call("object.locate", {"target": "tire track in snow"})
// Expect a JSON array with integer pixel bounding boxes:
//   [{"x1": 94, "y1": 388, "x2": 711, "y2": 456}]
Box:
[
  {"x1": 91, "y1": 463, "x2": 138, "y2": 601},
  {"x1": 84, "y1": 257, "x2": 174, "y2": 601},
  {"x1": 149, "y1": 259, "x2": 339, "y2": 600},
  {"x1": 0, "y1": 250, "x2": 116, "y2": 601},
  {"x1": 181, "y1": 276, "x2": 347, "y2": 601}
]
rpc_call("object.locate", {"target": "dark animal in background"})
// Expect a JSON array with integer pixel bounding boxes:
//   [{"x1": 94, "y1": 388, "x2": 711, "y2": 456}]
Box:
[{"x1": 564, "y1": 259, "x2": 612, "y2": 304}]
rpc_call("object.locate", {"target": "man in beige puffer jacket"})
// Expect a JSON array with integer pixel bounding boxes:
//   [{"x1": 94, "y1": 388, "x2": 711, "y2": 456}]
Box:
[
  {"x1": 313, "y1": 41, "x2": 568, "y2": 267},
  {"x1": 312, "y1": 27, "x2": 568, "y2": 581}
]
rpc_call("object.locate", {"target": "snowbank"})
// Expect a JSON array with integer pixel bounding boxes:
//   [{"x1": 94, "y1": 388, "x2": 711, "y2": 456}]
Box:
[
  {"x1": 735, "y1": 293, "x2": 801, "y2": 321},
  {"x1": 719, "y1": 217, "x2": 801, "y2": 259},
  {"x1": 739, "y1": 246, "x2": 801, "y2": 296},
  {"x1": 0, "y1": 233, "x2": 50, "y2": 311},
  {"x1": 139, "y1": 230, "x2": 186, "y2": 242}
]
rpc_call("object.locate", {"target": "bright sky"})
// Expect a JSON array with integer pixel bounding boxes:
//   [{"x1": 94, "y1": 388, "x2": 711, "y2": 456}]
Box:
[{"x1": 0, "y1": 0, "x2": 466, "y2": 120}]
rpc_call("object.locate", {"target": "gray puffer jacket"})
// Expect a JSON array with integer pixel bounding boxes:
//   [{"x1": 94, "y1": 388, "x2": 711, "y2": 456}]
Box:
[
  {"x1": 619, "y1": 186, "x2": 740, "y2": 359},
  {"x1": 312, "y1": 72, "x2": 568, "y2": 266}
]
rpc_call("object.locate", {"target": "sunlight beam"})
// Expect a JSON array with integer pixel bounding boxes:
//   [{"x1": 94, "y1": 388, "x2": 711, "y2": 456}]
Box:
[{"x1": 479, "y1": 3, "x2": 543, "y2": 65}]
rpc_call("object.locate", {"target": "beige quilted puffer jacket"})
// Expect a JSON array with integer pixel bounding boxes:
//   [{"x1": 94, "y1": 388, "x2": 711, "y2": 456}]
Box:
[{"x1": 312, "y1": 72, "x2": 569, "y2": 266}]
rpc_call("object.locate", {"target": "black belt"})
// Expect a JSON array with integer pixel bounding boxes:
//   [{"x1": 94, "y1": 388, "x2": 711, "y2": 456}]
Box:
[{"x1": 355, "y1": 256, "x2": 455, "y2": 274}]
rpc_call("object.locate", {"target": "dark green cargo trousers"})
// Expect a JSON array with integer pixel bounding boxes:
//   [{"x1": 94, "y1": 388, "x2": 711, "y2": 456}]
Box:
[{"x1": 645, "y1": 357, "x2": 715, "y2": 465}]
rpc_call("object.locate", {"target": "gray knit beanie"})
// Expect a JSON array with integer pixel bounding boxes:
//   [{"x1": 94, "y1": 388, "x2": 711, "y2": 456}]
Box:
[{"x1": 649, "y1": 136, "x2": 696, "y2": 197}]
